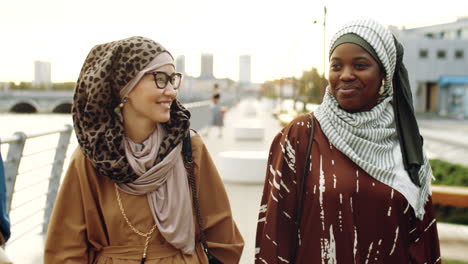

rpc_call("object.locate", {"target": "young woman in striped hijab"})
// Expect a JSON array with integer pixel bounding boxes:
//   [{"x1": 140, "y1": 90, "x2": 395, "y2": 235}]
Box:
[{"x1": 256, "y1": 19, "x2": 441, "y2": 263}]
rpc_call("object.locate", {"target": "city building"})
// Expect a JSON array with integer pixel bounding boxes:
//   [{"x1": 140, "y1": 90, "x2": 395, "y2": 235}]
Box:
[
  {"x1": 200, "y1": 53, "x2": 214, "y2": 79},
  {"x1": 178, "y1": 76, "x2": 237, "y2": 103},
  {"x1": 33, "y1": 61, "x2": 52, "y2": 88},
  {"x1": 239, "y1": 55, "x2": 251, "y2": 84},
  {"x1": 176, "y1": 55, "x2": 185, "y2": 74},
  {"x1": 390, "y1": 17, "x2": 468, "y2": 118},
  {"x1": 405, "y1": 17, "x2": 468, "y2": 40},
  {"x1": 173, "y1": 53, "x2": 253, "y2": 102}
]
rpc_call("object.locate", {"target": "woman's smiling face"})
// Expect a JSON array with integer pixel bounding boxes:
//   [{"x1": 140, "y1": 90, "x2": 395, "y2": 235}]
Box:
[
  {"x1": 329, "y1": 43, "x2": 384, "y2": 113},
  {"x1": 124, "y1": 64, "x2": 178, "y2": 125}
]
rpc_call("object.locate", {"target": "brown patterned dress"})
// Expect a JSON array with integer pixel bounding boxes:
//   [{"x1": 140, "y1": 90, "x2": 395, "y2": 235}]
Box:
[{"x1": 255, "y1": 114, "x2": 441, "y2": 264}]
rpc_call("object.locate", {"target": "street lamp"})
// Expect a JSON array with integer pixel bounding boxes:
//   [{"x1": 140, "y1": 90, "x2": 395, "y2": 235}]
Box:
[{"x1": 313, "y1": 5, "x2": 327, "y2": 98}]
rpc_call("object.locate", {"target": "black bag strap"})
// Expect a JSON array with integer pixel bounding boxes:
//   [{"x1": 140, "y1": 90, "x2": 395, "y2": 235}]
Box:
[
  {"x1": 182, "y1": 134, "x2": 193, "y2": 163},
  {"x1": 291, "y1": 113, "x2": 315, "y2": 263},
  {"x1": 182, "y1": 133, "x2": 223, "y2": 264}
]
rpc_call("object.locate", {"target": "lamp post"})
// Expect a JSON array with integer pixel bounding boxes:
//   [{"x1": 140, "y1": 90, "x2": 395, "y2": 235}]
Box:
[
  {"x1": 321, "y1": 6, "x2": 327, "y2": 98},
  {"x1": 279, "y1": 78, "x2": 283, "y2": 111},
  {"x1": 313, "y1": 6, "x2": 327, "y2": 99}
]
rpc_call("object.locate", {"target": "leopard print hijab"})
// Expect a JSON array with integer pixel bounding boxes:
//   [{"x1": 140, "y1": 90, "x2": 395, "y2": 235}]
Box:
[{"x1": 72, "y1": 36, "x2": 190, "y2": 183}]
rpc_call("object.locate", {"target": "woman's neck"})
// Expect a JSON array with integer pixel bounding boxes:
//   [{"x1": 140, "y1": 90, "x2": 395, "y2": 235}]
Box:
[{"x1": 123, "y1": 116, "x2": 157, "y2": 144}]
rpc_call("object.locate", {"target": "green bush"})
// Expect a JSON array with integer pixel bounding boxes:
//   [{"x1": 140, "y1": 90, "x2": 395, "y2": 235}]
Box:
[
  {"x1": 443, "y1": 259, "x2": 468, "y2": 264},
  {"x1": 430, "y1": 159, "x2": 468, "y2": 225},
  {"x1": 434, "y1": 205, "x2": 468, "y2": 225},
  {"x1": 430, "y1": 159, "x2": 468, "y2": 186}
]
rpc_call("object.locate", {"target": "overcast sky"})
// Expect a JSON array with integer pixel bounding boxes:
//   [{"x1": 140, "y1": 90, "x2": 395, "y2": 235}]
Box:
[{"x1": 1, "y1": 0, "x2": 467, "y2": 83}]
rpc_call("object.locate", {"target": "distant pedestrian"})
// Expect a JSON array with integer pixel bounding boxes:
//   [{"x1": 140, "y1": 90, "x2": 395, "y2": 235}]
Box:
[
  {"x1": 256, "y1": 19, "x2": 441, "y2": 263},
  {"x1": 44, "y1": 36, "x2": 243, "y2": 264},
  {"x1": 212, "y1": 83, "x2": 220, "y2": 97},
  {"x1": 205, "y1": 93, "x2": 224, "y2": 138}
]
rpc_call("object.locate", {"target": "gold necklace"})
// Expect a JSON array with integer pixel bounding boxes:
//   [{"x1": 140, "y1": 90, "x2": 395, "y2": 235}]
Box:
[{"x1": 114, "y1": 184, "x2": 157, "y2": 264}]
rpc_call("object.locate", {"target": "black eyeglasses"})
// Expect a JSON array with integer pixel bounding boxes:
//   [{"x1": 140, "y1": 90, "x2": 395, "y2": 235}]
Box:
[{"x1": 146, "y1": 71, "x2": 183, "y2": 90}]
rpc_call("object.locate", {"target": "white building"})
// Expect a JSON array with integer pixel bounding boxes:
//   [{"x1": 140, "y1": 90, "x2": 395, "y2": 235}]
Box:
[
  {"x1": 390, "y1": 17, "x2": 468, "y2": 116},
  {"x1": 176, "y1": 55, "x2": 186, "y2": 74},
  {"x1": 405, "y1": 17, "x2": 468, "y2": 40},
  {"x1": 239, "y1": 55, "x2": 251, "y2": 84},
  {"x1": 200, "y1": 53, "x2": 214, "y2": 79},
  {"x1": 178, "y1": 76, "x2": 237, "y2": 102},
  {"x1": 33, "y1": 61, "x2": 52, "y2": 88}
]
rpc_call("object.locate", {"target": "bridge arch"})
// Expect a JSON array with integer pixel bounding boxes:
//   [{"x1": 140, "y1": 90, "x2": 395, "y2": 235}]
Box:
[
  {"x1": 10, "y1": 102, "x2": 38, "y2": 113},
  {"x1": 52, "y1": 102, "x2": 72, "y2": 113}
]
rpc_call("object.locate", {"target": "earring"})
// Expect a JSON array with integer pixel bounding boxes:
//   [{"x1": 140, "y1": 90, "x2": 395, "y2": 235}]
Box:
[
  {"x1": 379, "y1": 80, "x2": 386, "y2": 95},
  {"x1": 114, "y1": 97, "x2": 128, "y2": 114}
]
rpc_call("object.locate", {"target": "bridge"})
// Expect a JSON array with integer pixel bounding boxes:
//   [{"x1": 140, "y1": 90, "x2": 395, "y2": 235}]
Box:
[
  {"x1": 0, "y1": 90, "x2": 233, "y2": 114},
  {"x1": 0, "y1": 90, "x2": 73, "y2": 113}
]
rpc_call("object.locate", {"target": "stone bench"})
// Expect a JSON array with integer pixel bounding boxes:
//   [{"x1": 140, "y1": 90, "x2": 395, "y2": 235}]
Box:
[
  {"x1": 233, "y1": 120, "x2": 265, "y2": 141},
  {"x1": 242, "y1": 104, "x2": 257, "y2": 117},
  {"x1": 218, "y1": 151, "x2": 267, "y2": 184}
]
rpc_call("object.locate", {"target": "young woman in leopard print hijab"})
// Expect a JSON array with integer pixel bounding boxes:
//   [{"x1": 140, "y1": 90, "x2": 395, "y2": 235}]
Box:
[{"x1": 44, "y1": 36, "x2": 243, "y2": 264}]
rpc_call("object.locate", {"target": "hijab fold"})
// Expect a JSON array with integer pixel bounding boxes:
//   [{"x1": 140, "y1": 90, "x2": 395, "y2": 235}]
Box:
[
  {"x1": 118, "y1": 124, "x2": 195, "y2": 254},
  {"x1": 392, "y1": 37, "x2": 424, "y2": 187}
]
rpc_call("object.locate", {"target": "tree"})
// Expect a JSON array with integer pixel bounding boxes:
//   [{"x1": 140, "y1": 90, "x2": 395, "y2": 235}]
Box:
[
  {"x1": 296, "y1": 67, "x2": 327, "y2": 104},
  {"x1": 8, "y1": 82, "x2": 76, "y2": 91},
  {"x1": 51, "y1": 82, "x2": 75, "y2": 91},
  {"x1": 17, "y1": 82, "x2": 33, "y2": 90},
  {"x1": 260, "y1": 80, "x2": 279, "y2": 98}
]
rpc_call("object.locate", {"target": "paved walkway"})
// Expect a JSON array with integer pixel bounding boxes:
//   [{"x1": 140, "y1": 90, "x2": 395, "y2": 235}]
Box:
[
  {"x1": 200, "y1": 98, "x2": 280, "y2": 264},
  {"x1": 418, "y1": 119, "x2": 468, "y2": 167}
]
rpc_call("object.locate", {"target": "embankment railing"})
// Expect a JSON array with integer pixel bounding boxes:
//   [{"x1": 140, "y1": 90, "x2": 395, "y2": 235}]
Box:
[
  {"x1": 432, "y1": 185, "x2": 468, "y2": 208},
  {"x1": 1, "y1": 125, "x2": 73, "y2": 243}
]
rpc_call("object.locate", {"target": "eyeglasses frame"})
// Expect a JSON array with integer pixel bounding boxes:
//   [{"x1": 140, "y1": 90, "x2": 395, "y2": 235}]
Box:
[{"x1": 146, "y1": 71, "x2": 183, "y2": 90}]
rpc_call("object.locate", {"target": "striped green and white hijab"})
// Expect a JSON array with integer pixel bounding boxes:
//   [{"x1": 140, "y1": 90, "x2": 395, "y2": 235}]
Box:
[{"x1": 315, "y1": 19, "x2": 433, "y2": 219}]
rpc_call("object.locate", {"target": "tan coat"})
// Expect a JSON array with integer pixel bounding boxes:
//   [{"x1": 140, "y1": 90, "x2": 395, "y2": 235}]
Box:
[{"x1": 44, "y1": 134, "x2": 244, "y2": 263}]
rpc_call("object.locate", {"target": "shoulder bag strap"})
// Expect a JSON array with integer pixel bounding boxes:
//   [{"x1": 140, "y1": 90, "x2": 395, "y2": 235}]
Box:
[
  {"x1": 291, "y1": 113, "x2": 315, "y2": 263},
  {"x1": 182, "y1": 134, "x2": 223, "y2": 264}
]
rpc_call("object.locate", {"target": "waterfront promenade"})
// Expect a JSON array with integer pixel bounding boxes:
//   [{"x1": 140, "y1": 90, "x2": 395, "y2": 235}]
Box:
[{"x1": 4, "y1": 97, "x2": 468, "y2": 263}]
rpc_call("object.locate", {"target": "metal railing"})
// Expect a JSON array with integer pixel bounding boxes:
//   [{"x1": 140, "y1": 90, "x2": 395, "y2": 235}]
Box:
[
  {"x1": 0, "y1": 101, "x2": 216, "y2": 244},
  {"x1": 432, "y1": 185, "x2": 468, "y2": 208},
  {"x1": 1, "y1": 125, "x2": 73, "y2": 243}
]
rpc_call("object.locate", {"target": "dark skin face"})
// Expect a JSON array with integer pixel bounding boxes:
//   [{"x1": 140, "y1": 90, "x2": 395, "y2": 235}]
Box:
[{"x1": 329, "y1": 43, "x2": 385, "y2": 113}]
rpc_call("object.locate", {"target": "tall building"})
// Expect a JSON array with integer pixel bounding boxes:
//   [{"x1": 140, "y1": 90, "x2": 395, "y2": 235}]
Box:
[
  {"x1": 200, "y1": 53, "x2": 214, "y2": 79},
  {"x1": 239, "y1": 55, "x2": 251, "y2": 84},
  {"x1": 176, "y1": 55, "x2": 186, "y2": 74},
  {"x1": 33, "y1": 60, "x2": 52, "y2": 88}
]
